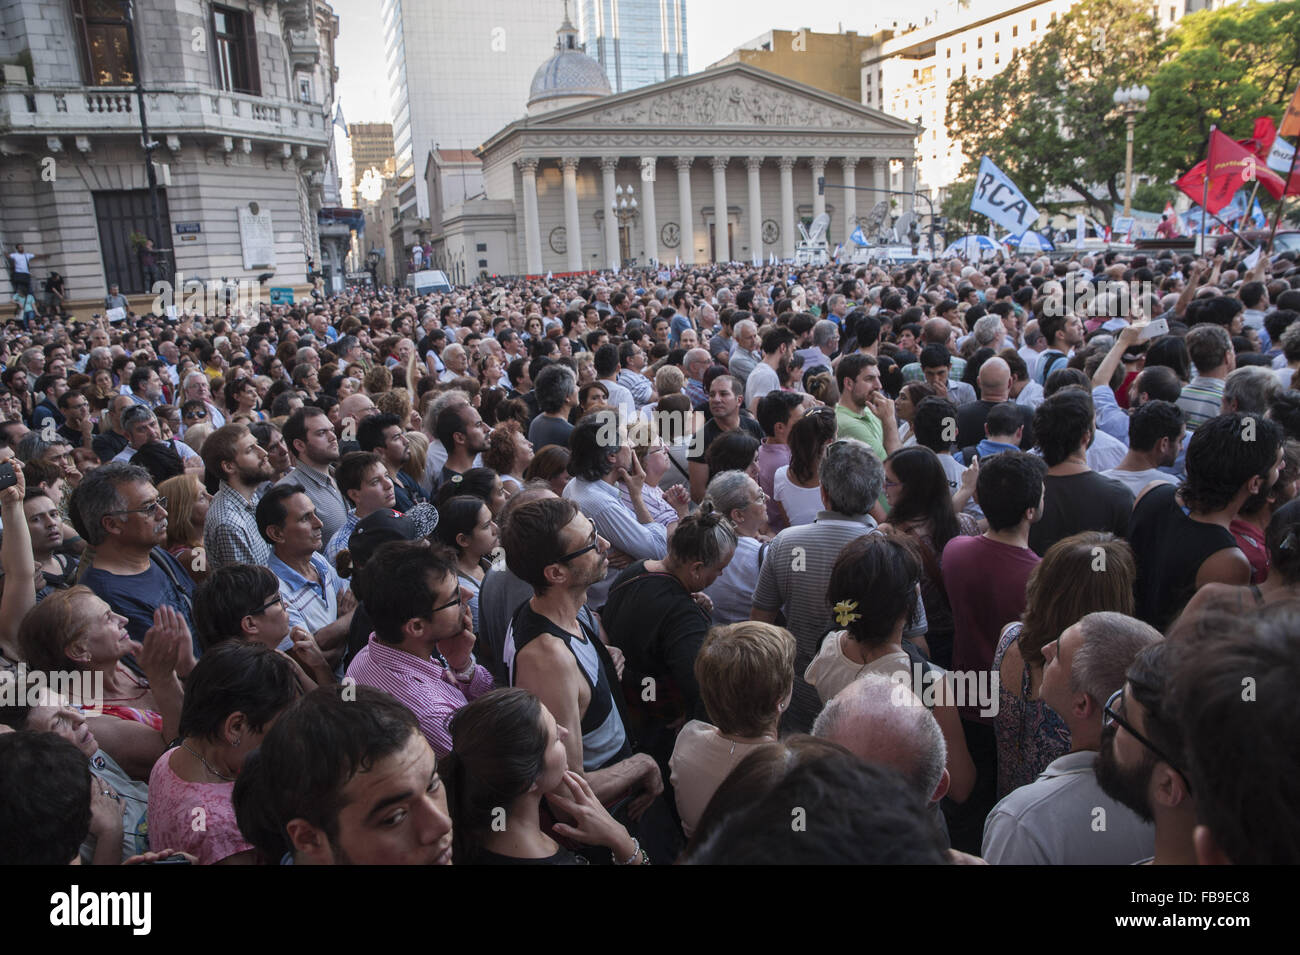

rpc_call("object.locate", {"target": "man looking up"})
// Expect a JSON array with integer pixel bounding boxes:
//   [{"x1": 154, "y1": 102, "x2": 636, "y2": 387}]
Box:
[
  {"x1": 277, "y1": 406, "x2": 348, "y2": 547},
  {"x1": 201, "y1": 423, "x2": 275, "y2": 571}
]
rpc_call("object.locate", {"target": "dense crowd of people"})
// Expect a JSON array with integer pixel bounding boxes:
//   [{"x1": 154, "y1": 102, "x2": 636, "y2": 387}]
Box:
[{"x1": 1, "y1": 244, "x2": 1298, "y2": 865}]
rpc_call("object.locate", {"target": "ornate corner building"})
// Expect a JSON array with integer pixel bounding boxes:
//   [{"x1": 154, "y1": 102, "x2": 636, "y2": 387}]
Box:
[{"x1": 0, "y1": 0, "x2": 346, "y2": 306}]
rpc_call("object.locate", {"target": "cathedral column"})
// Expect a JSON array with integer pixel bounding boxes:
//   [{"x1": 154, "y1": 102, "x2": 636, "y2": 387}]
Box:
[
  {"x1": 561, "y1": 157, "x2": 583, "y2": 273},
  {"x1": 746, "y1": 157, "x2": 763, "y2": 265},
  {"x1": 676, "y1": 156, "x2": 694, "y2": 265},
  {"x1": 778, "y1": 156, "x2": 796, "y2": 261},
  {"x1": 600, "y1": 157, "x2": 620, "y2": 271},
  {"x1": 640, "y1": 157, "x2": 658, "y2": 266},
  {"x1": 711, "y1": 156, "x2": 730, "y2": 263},
  {"x1": 518, "y1": 158, "x2": 542, "y2": 276},
  {"x1": 841, "y1": 157, "x2": 859, "y2": 244}
]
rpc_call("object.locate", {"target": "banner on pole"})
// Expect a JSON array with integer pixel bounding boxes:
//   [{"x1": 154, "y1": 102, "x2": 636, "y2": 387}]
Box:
[{"x1": 970, "y1": 156, "x2": 1040, "y2": 233}]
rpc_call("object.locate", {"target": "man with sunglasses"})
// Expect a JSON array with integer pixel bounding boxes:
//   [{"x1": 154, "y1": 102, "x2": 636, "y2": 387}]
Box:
[
  {"x1": 75, "y1": 462, "x2": 199, "y2": 655},
  {"x1": 1095, "y1": 643, "x2": 1196, "y2": 865},
  {"x1": 346, "y1": 541, "x2": 493, "y2": 759},
  {"x1": 982, "y1": 611, "x2": 1160, "y2": 865}
]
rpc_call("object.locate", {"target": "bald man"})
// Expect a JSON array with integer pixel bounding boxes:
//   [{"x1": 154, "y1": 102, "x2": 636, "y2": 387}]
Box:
[
  {"x1": 955, "y1": 357, "x2": 1033, "y2": 451},
  {"x1": 813, "y1": 674, "x2": 960, "y2": 848}
]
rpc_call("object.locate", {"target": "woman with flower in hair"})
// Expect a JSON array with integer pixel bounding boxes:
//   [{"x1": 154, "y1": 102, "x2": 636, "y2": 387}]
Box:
[{"x1": 806, "y1": 532, "x2": 975, "y2": 804}]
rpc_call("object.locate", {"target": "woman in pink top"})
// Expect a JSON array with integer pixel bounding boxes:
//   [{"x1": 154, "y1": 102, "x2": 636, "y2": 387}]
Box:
[
  {"x1": 148, "y1": 641, "x2": 300, "y2": 864},
  {"x1": 669, "y1": 621, "x2": 794, "y2": 839}
]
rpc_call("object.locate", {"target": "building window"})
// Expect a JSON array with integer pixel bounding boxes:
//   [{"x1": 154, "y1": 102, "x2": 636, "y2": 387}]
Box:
[
  {"x1": 961, "y1": 42, "x2": 966, "y2": 53},
  {"x1": 913, "y1": 68, "x2": 919, "y2": 80},
  {"x1": 72, "y1": 0, "x2": 136, "y2": 86},
  {"x1": 476, "y1": 243, "x2": 487, "y2": 252},
  {"x1": 478, "y1": 259, "x2": 488, "y2": 268},
  {"x1": 977, "y1": 58, "x2": 982, "y2": 70},
  {"x1": 994, "y1": 53, "x2": 1000, "y2": 64},
  {"x1": 1013, "y1": 24, "x2": 1019, "y2": 36},
  {"x1": 297, "y1": 76, "x2": 312, "y2": 102},
  {"x1": 1051, "y1": 12, "x2": 1057, "y2": 23},
  {"x1": 1169, "y1": 5, "x2": 1175, "y2": 18},
  {"x1": 212, "y1": 4, "x2": 261, "y2": 95},
  {"x1": 946, "y1": 47, "x2": 951, "y2": 58},
  {"x1": 946, "y1": 68, "x2": 951, "y2": 79},
  {"x1": 977, "y1": 36, "x2": 983, "y2": 48},
  {"x1": 994, "y1": 31, "x2": 1000, "y2": 42},
  {"x1": 1031, "y1": 18, "x2": 1037, "y2": 29}
]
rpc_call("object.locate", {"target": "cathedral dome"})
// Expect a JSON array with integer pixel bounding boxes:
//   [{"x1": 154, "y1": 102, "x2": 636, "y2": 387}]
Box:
[{"x1": 526, "y1": 12, "x2": 611, "y2": 115}]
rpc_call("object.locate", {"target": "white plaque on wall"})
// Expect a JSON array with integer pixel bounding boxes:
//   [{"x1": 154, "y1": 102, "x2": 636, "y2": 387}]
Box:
[{"x1": 237, "y1": 206, "x2": 277, "y2": 270}]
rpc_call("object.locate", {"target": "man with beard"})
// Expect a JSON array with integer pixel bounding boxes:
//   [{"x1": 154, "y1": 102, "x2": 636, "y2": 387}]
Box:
[
  {"x1": 982, "y1": 611, "x2": 1160, "y2": 865},
  {"x1": 1095, "y1": 643, "x2": 1197, "y2": 864},
  {"x1": 233, "y1": 684, "x2": 454, "y2": 865},
  {"x1": 502, "y1": 497, "x2": 663, "y2": 818},
  {"x1": 277, "y1": 407, "x2": 348, "y2": 547},
  {"x1": 432, "y1": 402, "x2": 491, "y2": 494},
  {"x1": 744, "y1": 325, "x2": 795, "y2": 413},
  {"x1": 202, "y1": 424, "x2": 276, "y2": 570},
  {"x1": 358, "y1": 413, "x2": 425, "y2": 512}
]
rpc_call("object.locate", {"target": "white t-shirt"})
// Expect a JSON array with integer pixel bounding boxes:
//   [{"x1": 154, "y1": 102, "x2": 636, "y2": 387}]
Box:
[
  {"x1": 9, "y1": 252, "x2": 35, "y2": 274},
  {"x1": 773, "y1": 466, "x2": 823, "y2": 527},
  {"x1": 744, "y1": 362, "x2": 781, "y2": 408},
  {"x1": 1100, "y1": 467, "x2": 1176, "y2": 498},
  {"x1": 803, "y1": 632, "x2": 911, "y2": 705}
]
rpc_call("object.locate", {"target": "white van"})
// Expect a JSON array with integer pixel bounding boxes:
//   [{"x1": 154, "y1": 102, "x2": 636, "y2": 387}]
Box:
[{"x1": 406, "y1": 269, "x2": 453, "y2": 295}]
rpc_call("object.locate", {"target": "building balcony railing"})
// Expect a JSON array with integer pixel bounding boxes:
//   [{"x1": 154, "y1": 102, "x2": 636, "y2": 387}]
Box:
[{"x1": 0, "y1": 85, "x2": 332, "y2": 149}]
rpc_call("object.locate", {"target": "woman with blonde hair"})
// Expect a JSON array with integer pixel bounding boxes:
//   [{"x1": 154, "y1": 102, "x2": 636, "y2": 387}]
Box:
[
  {"x1": 180, "y1": 421, "x2": 213, "y2": 456},
  {"x1": 992, "y1": 531, "x2": 1136, "y2": 798},
  {"x1": 669, "y1": 621, "x2": 794, "y2": 838},
  {"x1": 157, "y1": 473, "x2": 212, "y2": 584}
]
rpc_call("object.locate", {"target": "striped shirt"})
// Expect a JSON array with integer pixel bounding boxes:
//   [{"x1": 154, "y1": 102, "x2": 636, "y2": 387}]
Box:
[
  {"x1": 346, "y1": 634, "x2": 495, "y2": 758},
  {"x1": 269, "y1": 551, "x2": 347, "y2": 636},
  {"x1": 1176, "y1": 376, "x2": 1226, "y2": 434}
]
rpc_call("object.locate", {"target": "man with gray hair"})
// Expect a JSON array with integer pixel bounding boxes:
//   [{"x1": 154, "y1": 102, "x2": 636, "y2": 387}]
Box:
[
  {"x1": 1220, "y1": 365, "x2": 1282, "y2": 416},
  {"x1": 795, "y1": 319, "x2": 840, "y2": 373},
  {"x1": 972, "y1": 314, "x2": 1006, "y2": 351},
  {"x1": 682, "y1": 347, "x2": 712, "y2": 406},
  {"x1": 110, "y1": 404, "x2": 203, "y2": 473},
  {"x1": 751, "y1": 439, "x2": 927, "y2": 733},
  {"x1": 982, "y1": 611, "x2": 1161, "y2": 865},
  {"x1": 814, "y1": 674, "x2": 950, "y2": 807},
  {"x1": 727, "y1": 318, "x2": 761, "y2": 386},
  {"x1": 182, "y1": 371, "x2": 225, "y2": 429},
  {"x1": 75, "y1": 462, "x2": 199, "y2": 653}
]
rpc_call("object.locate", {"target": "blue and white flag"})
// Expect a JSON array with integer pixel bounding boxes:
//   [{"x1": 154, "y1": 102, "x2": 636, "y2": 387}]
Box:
[
  {"x1": 851, "y1": 226, "x2": 868, "y2": 246},
  {"x1": 970, "y1": 156, "x2": 1040, "y2": 232},
  {"x1": 1251, "y1": 198, "x2": 1268, "y2": 229}
]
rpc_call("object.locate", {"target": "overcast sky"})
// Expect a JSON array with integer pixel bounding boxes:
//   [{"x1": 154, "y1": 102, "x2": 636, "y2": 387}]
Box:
[{"x1": 331, "y1": 0, "x2": 872, "y2": 125}]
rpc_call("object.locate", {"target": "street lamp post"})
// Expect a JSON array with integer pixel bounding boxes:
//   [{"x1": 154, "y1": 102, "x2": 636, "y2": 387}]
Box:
[
  {"x1": 1113, "y1": 85, "x2": 1150, "y2": 219},
  {"x1": 611, "y1": 184, "x2": 638, "y2": 267}
]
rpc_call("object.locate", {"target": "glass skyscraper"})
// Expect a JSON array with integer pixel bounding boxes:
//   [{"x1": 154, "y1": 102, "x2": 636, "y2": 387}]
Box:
[{"x1": 577, "y1": 0, "x2": 688, "y2": 94}]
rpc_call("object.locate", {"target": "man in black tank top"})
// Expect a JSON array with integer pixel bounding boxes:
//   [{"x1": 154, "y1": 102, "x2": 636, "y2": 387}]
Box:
[
  {"x1": 1129, "y1": 414, "x2": 1282, "y2": 631},
  {"x1": 501, "y1": 497, "x2": 663, "y2": 817}
]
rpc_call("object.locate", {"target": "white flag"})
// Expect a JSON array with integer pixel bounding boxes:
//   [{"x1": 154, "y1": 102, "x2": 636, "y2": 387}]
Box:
[
  {"x1": 1268, "y1": 136, "x2": 1295, "y2": 174},
  {"x1": 1075, "y1": 213, "x2": 1086, "y2": 251},
  {"x1": 970, "y1": 156, "x2": 1041, "y2": 233},
  {"x1": 1243, "y1": 245, "x2": 1263, "y2": 271}
]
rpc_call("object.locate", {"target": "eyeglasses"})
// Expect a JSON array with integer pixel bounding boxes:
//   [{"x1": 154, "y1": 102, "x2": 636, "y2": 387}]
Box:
[
  {"x1": 249, "y1": 593, "x2": 283, "y2": 616},
  {"x1": 185, "y1": 409, "x2": 207, "y2": 420},
  {"x1": 110, "y1": 495, "x2": 167, "y2": 517},
  {"x1": 556, "y1": 527, "x2": 600, "y2": 563},
  {"x1": 1102, "y1": 688, "x2": 1189, "y2": 787},
  {"x1": 430, "y1": 589, "x2": 463, "y2": 614}
]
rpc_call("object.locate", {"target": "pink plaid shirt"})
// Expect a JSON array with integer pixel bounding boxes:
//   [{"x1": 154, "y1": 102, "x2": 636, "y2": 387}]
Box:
[{"x1": 345, "y1": 634, "x2": 495, "y2": 757}]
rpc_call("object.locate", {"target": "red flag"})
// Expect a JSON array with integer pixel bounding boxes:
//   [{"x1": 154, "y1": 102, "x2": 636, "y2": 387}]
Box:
[
  {"x1": 1248, "y1": 116, "x2": 1278, "y2": 158},
  {"x1": 1208, "y1": 128, "x2": 1286, "y2": 207}
]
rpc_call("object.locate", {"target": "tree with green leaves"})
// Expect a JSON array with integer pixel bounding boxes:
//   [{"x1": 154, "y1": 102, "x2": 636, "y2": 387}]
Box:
[
  {"x1": 946, "y1": 0, "x2": 1164, "y2": 226},
  {"x1": 1138, "y1": 1, "x2": 1300, "y2": 182}
]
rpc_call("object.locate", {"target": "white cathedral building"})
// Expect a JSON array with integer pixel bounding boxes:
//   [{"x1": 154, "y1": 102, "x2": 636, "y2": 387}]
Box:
[{"x1": 430, "y1": 14, "x2": 920, "y2": 283}]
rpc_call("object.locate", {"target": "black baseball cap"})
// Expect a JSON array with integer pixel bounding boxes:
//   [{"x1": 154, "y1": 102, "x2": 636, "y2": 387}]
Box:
[{"x1": 347, "y1": 509, "x2": 420, "y2": 567}]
